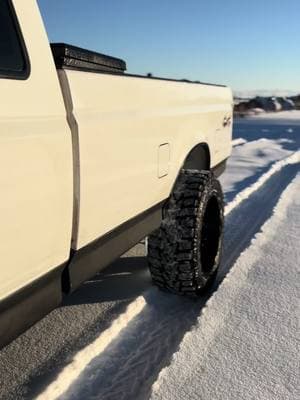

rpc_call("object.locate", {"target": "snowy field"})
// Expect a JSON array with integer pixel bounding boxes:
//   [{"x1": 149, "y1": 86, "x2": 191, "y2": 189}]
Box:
[{"x1": 0, "y1": 112, "x2": 299, "y2": 400}]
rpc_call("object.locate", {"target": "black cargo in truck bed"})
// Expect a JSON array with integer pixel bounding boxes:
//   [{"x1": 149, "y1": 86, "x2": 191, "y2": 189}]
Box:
[{"x1": 50, "y1": 43, "x2": 126, "y2": 73}]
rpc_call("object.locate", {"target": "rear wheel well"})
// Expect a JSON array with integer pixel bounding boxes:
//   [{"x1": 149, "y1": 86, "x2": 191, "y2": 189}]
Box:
[{"x1": 182, "y1": 143, "x2": 210, "y2": 171}]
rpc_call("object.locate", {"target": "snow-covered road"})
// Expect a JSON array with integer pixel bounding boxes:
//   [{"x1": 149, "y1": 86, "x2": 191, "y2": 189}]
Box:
[
  {"x1": 0, "y1": 112, "x2": 299, "y2": 400},
  {"x1": 151, "y1": 173, "x2": 300, "y2": 400}
]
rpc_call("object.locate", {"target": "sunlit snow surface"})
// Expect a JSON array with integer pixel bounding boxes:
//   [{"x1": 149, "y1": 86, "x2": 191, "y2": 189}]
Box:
[
  {"x1": 151, "y1": 173, "x2": 300, "y2": 400},
  {"x1": 221, "y1": 111, "x2": 300, "y2": 203}
]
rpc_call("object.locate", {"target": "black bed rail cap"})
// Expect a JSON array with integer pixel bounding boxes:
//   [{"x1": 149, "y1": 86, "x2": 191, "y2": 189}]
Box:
[{"x1": 51, "y1": 43, "x2": 126, "y2": 73}]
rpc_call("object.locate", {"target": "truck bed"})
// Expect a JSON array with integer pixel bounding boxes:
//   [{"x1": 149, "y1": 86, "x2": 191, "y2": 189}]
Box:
[{"x1": 55, "y1": 49, "x2": 232, "y2": 252}]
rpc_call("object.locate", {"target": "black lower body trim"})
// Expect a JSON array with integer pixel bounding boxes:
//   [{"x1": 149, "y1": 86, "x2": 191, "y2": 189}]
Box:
[
  {"x1": 212, "y1": 158, "x2": 227, "y2": 178},
  {"x1": 67, "y1": 200, "x2": 166, "y2": 291},
  {"x1": 0, "y1": 264, "x2": 65, "y2": 350},
  {"x1": 0, "y1": 200, "x2": 166, "y2": 349}
]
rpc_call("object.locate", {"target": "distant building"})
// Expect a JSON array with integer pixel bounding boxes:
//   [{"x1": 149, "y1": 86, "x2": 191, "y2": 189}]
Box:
[
  {"x1": 234, "y1": 94, "x2": 299, "y2": 115},
  {"x1": 248, "y1": 96, "x2": 279, "y2": 112},
  {"x1": 271, "y1": 97, "x2": 282, "y2": 111},
  {"x1": 234, "y1": 101, "x2": 251, "y2": 113},
  {"x1": 277, "y1": 97, "x2": 295, "y2": 110},
  {"x1": 289, "y1": 95, "x2": 300, "y2": 109}
]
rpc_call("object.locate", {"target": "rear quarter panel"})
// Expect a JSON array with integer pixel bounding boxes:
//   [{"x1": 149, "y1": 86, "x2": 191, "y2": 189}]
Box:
[{"x1": 61, "y1": 70, "x2": 232, "y2": 249}]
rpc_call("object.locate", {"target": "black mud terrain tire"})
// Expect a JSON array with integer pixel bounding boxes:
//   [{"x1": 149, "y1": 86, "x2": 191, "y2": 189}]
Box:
[{"x1": 148, "y1": 169, "x2": 224, "y2": 296}]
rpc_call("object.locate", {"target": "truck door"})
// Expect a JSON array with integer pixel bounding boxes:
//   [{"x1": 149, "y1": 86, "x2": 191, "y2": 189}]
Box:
[{"x1": 0, "y1": 0, "x2": 73, "y2": 302}]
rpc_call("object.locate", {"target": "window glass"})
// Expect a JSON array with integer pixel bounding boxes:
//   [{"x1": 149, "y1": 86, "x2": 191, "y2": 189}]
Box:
[{"x1": 0, "y1": 0, "x2": 28, "y2": 77}]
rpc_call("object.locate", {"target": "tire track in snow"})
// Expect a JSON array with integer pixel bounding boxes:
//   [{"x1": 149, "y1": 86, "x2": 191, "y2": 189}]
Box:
[
  {"x1": 150, "y1": 174, "x2": 300, "y2": 400},
  {"x1": 36, "y1": 162, "x2": 299, "y2": 400},
  {"x1": 35, "y1": 297, "x2": 146, "y2": 400},
  {"x1": 224, "y1": 151, "x2": 299, "y2": 215}
]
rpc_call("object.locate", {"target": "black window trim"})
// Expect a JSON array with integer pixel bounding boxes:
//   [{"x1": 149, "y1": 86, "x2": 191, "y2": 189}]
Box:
[{"x1": 0, "y1": 0, "x2": 31, "y2": 80}]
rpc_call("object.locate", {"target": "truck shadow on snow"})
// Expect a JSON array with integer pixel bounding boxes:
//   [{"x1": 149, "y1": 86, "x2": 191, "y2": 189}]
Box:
[
  {"x1": 64, "y1": 256, "x2": 152, "y2": 305},
  {"x1": 54, "y1": 163, "x2": 299, "y2": 400}
]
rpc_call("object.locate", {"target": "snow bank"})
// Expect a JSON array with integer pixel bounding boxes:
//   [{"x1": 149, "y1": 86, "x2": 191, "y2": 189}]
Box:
[
  {"x1": 221, "y1": 138, "x2": 295, "y2": 200},
  {"x1": 224, "y1": 151, "x2": 300, "y2": 215},
  {"x1": 251, "y1": 110, "x2": 300, "y2": 120},
  {"x1": 151, "y1": 173, "x2": 300, "y2": 400}
]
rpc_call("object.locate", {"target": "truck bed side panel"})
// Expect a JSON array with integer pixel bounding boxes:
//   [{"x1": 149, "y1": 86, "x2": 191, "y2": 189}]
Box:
[{"x1": 61, "y1": 70, "x2": 232, "y2": 250}]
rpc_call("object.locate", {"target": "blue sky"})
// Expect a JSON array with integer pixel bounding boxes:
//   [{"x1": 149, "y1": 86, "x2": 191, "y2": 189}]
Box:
[{"x1": 38, "y1": 0, "x2": 300, "y2": 91}]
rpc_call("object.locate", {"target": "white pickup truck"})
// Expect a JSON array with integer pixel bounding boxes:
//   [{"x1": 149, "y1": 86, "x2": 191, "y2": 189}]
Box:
[{"x1": 0, "y1": 0, "x2": 232, "y2": 348}]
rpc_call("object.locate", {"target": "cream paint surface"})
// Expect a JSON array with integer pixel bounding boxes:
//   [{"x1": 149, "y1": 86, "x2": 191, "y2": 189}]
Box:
[
  {"x1": 63, "y1": 70, "x2": 232, "y2": 249},
  {"x1": 0, "y1": 0, "x2": 73, "y2": 300}
]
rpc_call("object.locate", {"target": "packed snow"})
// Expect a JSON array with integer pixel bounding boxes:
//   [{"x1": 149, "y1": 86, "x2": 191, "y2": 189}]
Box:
[
  {"x1": 151, "y1": 174, "x2": 300, "y2": 400},
  {"x1": 0, "y1": 112, "x2": 299, "y2": 400},
  {"x1": 223, "y1": 150, "x2": 299, "y2": 215},
  {"x1": 35, "y1": 298, "x2": 146, "y2": 400},
  {"x1": 221, "y1": 137, "x2": 297, "y2": 204}
]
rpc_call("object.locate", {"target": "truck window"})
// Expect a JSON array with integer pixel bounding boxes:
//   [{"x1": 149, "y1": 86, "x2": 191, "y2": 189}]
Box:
[{"x1": 0, "y1": 0, "x2": 29, "y2": 79}]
